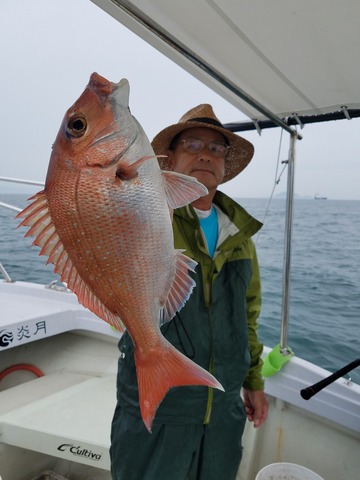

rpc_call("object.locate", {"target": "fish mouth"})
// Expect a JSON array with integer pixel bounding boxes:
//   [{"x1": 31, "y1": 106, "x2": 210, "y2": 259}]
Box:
[{"x1": 86, "y1": 75, "x2": 142, "y2": 170}]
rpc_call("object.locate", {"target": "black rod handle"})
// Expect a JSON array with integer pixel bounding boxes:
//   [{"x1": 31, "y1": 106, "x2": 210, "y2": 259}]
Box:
[{"x1": 300, "y1": 357, "x2": 360, "y2": 400}]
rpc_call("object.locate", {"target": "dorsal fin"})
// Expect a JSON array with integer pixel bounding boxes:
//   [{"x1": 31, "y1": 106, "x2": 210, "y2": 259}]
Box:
[
  {"x1": 162, "y1": 171, "x2": 208, "y2": 209},
  {"x1": 160, "y1": 250, "x2": 197, "y2": 324},
  {"x1": 16, "y1": 191, "x2": 125, "y2": 332}
]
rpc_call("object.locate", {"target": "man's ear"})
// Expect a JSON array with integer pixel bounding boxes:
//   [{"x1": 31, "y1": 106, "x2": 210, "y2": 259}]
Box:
[{"x1": 166, "y1": 150, "x2": 174, "y2": 169}]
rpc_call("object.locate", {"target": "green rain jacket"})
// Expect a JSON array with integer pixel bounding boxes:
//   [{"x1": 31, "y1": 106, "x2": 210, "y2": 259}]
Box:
[{"x1": 116, "y1": 190, "x2": 264, "y2": 425}]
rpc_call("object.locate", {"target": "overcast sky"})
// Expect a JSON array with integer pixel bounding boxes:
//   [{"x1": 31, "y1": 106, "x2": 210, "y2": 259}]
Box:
[{"x1": 1, "y1": 0, "x2": 359, "y2": 200}]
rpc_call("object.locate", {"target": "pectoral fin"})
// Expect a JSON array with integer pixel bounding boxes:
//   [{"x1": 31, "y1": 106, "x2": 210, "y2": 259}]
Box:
[
  {"x1": 162, "y1": 171, "x2": 208, "y2": 209},
  {"x1": 116, "y1": 155, "x2": 155, "y2": 180},
  {"x1": 160, "y1": 251, "x2": 197, "y2": 324}
]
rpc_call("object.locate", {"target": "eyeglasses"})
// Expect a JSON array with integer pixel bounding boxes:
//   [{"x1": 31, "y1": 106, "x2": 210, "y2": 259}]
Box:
[{"x1": 178, "y1": 138, "x2": 230, "y2": 158}]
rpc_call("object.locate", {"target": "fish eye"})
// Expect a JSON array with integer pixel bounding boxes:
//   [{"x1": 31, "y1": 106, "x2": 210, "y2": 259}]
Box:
[{"x1": 66, "y1": 115, "x2": 87, "y2": 138}]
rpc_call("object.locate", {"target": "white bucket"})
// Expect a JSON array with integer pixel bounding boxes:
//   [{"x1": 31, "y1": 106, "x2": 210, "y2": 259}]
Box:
[{"x1": 255, "y1": 462, "x2": 324, "y2": 480}]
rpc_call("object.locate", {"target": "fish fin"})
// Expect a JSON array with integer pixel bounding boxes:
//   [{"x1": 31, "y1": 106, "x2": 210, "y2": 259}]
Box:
[
  {"x1": 135, "y1": 339, "x2": 224, "y2": 432},
  {"x1": 162, "y1": 171, "x2": 208, "y2": 209},
  {"x1": 17, "y1": 191, "x2": 125, "y2": 332},
  {"x1": 115, "y1": 155, "x2": 155, "y2": 180},
  {"x1": 160, "y1": 251, "x2": 197, "y2": 324}
]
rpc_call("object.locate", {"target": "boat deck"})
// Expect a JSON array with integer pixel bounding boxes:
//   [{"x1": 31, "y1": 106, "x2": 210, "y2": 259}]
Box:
[
  {"x1": 0, "y1": 372, "x2": 116, "y2": 470},
  {"x1": 0, "y1": 280, "x2": 120, "y2": 478}
]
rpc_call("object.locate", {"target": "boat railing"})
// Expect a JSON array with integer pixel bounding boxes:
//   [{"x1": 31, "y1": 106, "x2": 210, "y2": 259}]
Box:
[
  {"x1": 0, "y1": 176, "x2": 44, "y2": 283},
  {"x1": 0, "y1": 262, "x2": 13, "y2": 282}
]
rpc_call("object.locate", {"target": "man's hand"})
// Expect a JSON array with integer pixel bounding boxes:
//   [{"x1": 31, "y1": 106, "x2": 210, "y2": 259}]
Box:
[{"x1": 243, "y1": 389, "x2": 268, "y2": 428}]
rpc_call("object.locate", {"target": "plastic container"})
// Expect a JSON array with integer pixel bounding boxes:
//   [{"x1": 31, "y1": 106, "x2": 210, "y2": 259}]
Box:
[
  {"x1": 255, "y1": 462, "x2": 324, "y2": 480},
  {"x1": 262, "y1": 344, "x2": 294, "y2": 377}
]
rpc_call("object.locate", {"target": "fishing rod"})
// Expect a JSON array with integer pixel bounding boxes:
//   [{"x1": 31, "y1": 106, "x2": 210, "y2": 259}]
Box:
[{"x1": 300, "y1": 358, "x2": 360, "y2": 400}]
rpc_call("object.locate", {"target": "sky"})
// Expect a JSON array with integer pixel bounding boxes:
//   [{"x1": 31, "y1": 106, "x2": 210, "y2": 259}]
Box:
[{"x1": 1, "y1": 0, "x2": 359, "y2": 200}]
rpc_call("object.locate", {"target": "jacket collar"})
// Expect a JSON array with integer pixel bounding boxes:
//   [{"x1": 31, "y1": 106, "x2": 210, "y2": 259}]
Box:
[{"x1": 174, "y1": 190, "x2": 262, "y2": 240}]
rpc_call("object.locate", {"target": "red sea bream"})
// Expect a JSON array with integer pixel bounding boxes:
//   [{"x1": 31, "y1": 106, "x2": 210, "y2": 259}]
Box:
[{"x1": 17, "y1": 73, "x2": 223, "y2": 431}]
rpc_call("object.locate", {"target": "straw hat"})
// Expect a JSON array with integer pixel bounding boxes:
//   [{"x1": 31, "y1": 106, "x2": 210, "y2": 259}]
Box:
[{"x1": 151, "y1": 104, "x2": 254, "y2": 183}]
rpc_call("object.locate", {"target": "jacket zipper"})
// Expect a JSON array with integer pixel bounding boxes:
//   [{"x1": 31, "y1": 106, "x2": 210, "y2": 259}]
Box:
[
  {"x1": 195, "y1": 220, "x2": 216, "y2": 425},
  {"x1": 203, "y1": 353, "x2": 214, "y2": 424},
  {"x1": 203, "y1": 279, "x2": 214, "y2": 424}
]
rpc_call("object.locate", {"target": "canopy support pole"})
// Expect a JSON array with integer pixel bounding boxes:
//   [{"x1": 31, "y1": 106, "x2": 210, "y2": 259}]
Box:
[{"x1": 280, "y1": 131, "x2": 297, "y2": 353}]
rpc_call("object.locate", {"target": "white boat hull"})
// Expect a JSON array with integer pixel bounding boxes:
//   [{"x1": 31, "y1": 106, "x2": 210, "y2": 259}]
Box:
[{"x1": 1, "y1": 281, "x2": 359, "y2": 479}]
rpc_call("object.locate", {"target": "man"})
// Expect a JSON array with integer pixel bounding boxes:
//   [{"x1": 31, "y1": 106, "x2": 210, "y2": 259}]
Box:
[{"x1": 110, "y1": 104, "x2": 268, "y2": 480}]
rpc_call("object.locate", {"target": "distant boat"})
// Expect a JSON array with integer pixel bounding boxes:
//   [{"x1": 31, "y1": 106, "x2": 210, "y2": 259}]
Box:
[{"x1": 314, "y1": 194, "x2": 328, "y2": 200}]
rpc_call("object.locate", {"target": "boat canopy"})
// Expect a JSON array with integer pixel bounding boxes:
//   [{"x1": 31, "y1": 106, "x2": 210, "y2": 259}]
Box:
[
  {"x1": 89, "y1": 0, "x2": 360, "y2": 353},
  {"x1": 91, "y1": 0, "x2": 360, "y2": 127}
]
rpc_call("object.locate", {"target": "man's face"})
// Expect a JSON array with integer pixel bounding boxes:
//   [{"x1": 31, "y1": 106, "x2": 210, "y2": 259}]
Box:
[{"x1": 167, "y1": 127, "x2": 227, "y2": 190}]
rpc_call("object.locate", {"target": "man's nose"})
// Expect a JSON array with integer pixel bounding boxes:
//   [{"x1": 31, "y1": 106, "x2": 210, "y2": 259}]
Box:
[{"x1": 198, "y1": 152, "x2": 212, "y2": 162}]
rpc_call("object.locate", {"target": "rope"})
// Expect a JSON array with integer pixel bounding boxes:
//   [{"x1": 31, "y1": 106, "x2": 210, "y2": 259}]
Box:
[{"x1": 255, "y1": 128, "x2": 288, "y2": 245}]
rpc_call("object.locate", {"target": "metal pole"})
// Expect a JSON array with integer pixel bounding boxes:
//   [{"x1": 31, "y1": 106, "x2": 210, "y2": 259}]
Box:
[
  {"x1": 0, "y1": 202, "x2": 22, "y2": 213},
  {"x1": 0, "y1": 176, "x2": 44, "y2": 187},
  {"x1": 0, "y1": 263, "x2": 13, "y2": 282},
  {"x1": 280, "y1": 131, "x2": 297, "y2": 353}
]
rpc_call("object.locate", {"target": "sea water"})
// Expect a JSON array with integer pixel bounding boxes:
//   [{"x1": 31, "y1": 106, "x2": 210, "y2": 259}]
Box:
[{"x1": 1, "y1": 194, "x2": 359, "y2": 384}]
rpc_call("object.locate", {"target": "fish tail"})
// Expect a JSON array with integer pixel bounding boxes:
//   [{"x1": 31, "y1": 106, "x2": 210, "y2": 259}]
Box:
[{"x1": 134, "y1": 340, "x2": 224, "y2": 432}]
